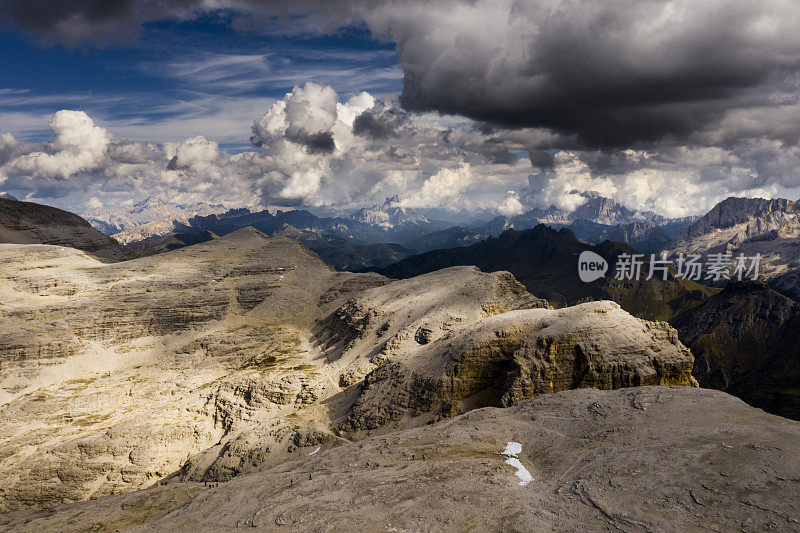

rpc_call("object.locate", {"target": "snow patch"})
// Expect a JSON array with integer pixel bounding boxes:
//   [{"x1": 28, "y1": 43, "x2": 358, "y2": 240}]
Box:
[
  {"x1": 308, "y1": 447, "x2": 320, "y2": 456},
  {"x1": 502, "y1": 441, "x2": 522, "y2": 457},
  {"x1": 501, "y1": 441, "x2": 532, "y2": 486}
]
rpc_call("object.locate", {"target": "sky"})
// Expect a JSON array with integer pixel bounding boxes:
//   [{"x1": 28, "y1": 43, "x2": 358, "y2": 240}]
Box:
[{"x1": 2, "y1": 1, "x2": 800, "y2": 218}]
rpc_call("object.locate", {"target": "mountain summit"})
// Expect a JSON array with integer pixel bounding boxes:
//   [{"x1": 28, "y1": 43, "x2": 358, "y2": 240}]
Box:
[{"x1": 664, "y1": 196, "x2": 800, "y2": 299}]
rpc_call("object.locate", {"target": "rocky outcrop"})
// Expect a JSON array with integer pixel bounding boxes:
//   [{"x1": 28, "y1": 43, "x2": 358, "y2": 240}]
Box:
[
  {"x1": 338, "y1": 301, "x2": 696, "y2": 433},
  {"x1": 0, "y1": 198, "x2": 132, "y2": 261},
  {"x1": 4, "y1": 387, "x2": 799, "y2": 533}
]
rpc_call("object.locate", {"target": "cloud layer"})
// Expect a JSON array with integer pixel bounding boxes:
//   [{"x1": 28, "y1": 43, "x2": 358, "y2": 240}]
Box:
[
  {"x1": 3, "y1": 82, "x2": 800, "y2": 218},
  {"x1": 3, "y1": 2, "x2": 800, "y2": 217},
  {"x1": 0, "y1": 85, "x2": 533, "y2": 212}
]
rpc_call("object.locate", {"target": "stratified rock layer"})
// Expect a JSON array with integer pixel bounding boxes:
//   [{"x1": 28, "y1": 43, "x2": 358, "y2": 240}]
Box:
[{"x1": 333, "y1": 294, "x2": 695, "y2": 435}]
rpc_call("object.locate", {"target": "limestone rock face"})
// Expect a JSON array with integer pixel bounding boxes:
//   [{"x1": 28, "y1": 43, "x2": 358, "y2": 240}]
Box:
[
  {"x1": 0, "y1": 229, "x2": 385, "y2": 512},
  {"x1": 338, "y1": 300, "x2": 695, "y2": 434},
  {"x1": 0, "y1": 231, "x2": 696, "y2": 513},
  {"x1": 502, "y1": 302, "x2": 697, "y2": 402},
  {"x1": 669, "y1": 197, "x2": 800, "y2": 250}
]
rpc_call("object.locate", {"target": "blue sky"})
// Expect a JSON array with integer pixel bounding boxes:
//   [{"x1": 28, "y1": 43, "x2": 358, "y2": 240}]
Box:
[{"x1": 0, "y1": 13, "x2": 402, "y2": 152}]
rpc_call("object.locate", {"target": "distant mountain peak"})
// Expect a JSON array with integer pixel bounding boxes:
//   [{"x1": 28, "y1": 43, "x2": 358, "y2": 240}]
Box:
[
  {"x1": 135, "y1": 196, "x2": 170, "y2": 207},
  {"x1": 349, "y1": 200, "x2": 430, "y2": 228},
  {"x1": 383, "y1": 194, "x2": 401, "y2": 206},
  {"x1": 486, "y1": 190, "x2": 692, "y2": 235},
  {"x1": 663, "y1": 196, "x2": 800, "y2": 299},
  {"x1": 0, "y1": 192, "x2": 18, "y2": 201},
  {"x1": 671, "y1": 196, "x2": 800, "y2": 245}
]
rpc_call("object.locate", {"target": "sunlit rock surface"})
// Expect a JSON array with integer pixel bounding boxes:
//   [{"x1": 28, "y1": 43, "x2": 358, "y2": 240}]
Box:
[{"x1": 0, "y1": 228, "x2": 695, "y2": 512}]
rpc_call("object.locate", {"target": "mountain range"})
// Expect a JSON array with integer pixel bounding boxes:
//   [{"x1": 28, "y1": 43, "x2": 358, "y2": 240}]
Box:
[
  {"x1": 489, "y1": 191, "x2": 697, "y2": 229},
  {"x1": 477, "y1": 191, "x2": 697, "y2": 241},
  {"x1": 372, "y1": 217, "x2": 800, "y2": 419},
  {"x1": 9, "y1": 194, "x2": 795, "y2": 421},
  {"x1": 664, "y1": 196, "x2": 800, "y2": 300},
  {"x1": 0, "y1": 227, "x2": 696, "y2": 514},
  {"x1": 374, "y1": 224, "x2": 715, "y2": 321},
  {"x1": 344, "y1": 195, "x2": 436, "y2": 228},
  {"x1": 86, "y1": 193, "x2": 697, "y2": 268},
  {"x1": 83, "y1": 197, "x2": 228, "y2": 236}
]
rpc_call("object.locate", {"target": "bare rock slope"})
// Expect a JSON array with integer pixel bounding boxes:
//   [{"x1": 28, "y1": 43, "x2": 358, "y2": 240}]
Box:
[
  {"x1": 1, "y1": 229, "x2": 695, "y2": 513},
  {"x1": 0, "y1": 198, "x2": 131, "y2": 261},
  {"x1": 671, "y1": 280, "x2": 800, "y2": 420},
  {"x1": 3, "y1": 387, "x2": 798, "y2": 532}
]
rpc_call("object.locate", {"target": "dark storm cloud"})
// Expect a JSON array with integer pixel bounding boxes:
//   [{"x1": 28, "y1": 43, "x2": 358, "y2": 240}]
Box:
[
  {"x1": 352, "y1": 104, "x2": 408, "y2": 140},
  {"x1": 0, "y1": 0, "x2": 134, "y2": 31},
  {"x1": 5, "y1": 0, "x2": 800, "y2": 150},
  {"x1": 457, "y1": 137, "x2": 518, "y2": 165},
  {"x1": 526, "y1": 149, "x2": 555, "y2": 170},
  {"x1": 0, "y1": 0, "x2": 182, "y2": 44},
  {"x1": 363, "y1": 0, "x2": 800, "y2": 148},
  {"x1": 353, "y1": 111, "x2": 395, "y2": 139},
  {"x1": 299, "y1": 131, "x2": 336, "y2": 154},
  {"x1": 0, "y1": 0, "x2": 363, "y2": 45}
]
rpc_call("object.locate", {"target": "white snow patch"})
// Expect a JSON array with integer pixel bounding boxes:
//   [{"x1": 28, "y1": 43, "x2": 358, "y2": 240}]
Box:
[
  {"x1": 501, "y1": 441, "x2": 533, "y2": 486},
  {"x1": 503, "y1": 441, "x2": 522, "y2": 457},
  {"x1": 308, "y1": 447, "x2": 320, "y2": 456}
]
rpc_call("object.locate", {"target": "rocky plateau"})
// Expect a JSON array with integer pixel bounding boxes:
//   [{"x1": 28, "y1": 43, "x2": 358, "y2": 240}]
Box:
[
  {"x1": 0, "y1": 227, "x2": 697, "y2": 516},
  {"x1": 2, "y1": 387, "x2": 798, "y2": 532}
]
